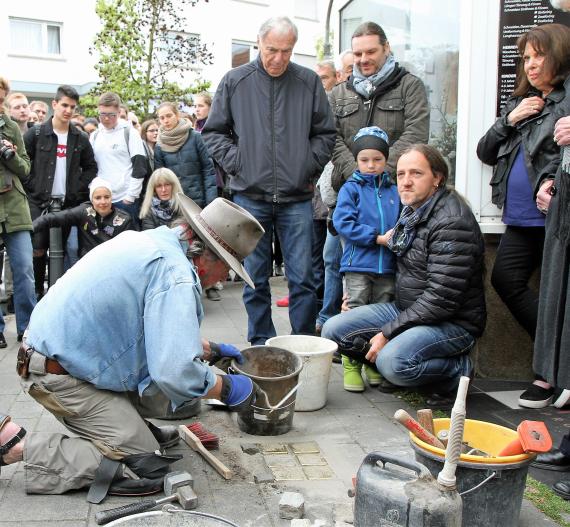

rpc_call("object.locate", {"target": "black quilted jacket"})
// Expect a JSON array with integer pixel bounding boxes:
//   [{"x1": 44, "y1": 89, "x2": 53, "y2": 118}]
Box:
[{"x1": 382, "y1": 189, "x2": 487, "y2": 340}]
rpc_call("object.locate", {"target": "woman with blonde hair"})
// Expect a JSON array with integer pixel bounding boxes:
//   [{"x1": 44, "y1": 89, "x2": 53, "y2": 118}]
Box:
[
  {"x1": 139, "y1": 168, "x2": 184, "y2": 230},
  {"x1": 154, "y1": 101, "x2": 217, "y2": 208}
]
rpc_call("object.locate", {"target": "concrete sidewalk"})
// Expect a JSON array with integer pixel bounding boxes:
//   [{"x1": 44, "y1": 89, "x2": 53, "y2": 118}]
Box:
[{"x1": 0, "y1": 277, "x2": 558, "y2": 526}]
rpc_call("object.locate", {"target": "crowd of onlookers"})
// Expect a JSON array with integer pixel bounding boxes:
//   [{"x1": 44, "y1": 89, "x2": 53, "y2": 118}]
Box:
[{"x1": 2, "y1": 14, "x2": 570, "y2": 496}]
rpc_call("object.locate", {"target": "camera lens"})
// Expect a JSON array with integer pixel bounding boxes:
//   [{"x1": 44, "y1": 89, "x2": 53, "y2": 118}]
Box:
[{"x1": 0, "y1": 144, "x2": 15, "y2": 161}]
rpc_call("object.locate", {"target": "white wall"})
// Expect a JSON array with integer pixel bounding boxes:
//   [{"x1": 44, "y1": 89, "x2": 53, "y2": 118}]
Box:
[{"x1": 2, "y1": 0, "x2": 100, "y2": 96}]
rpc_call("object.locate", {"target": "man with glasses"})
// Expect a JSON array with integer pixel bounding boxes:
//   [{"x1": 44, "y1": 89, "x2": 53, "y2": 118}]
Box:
[
  {"x1": 23, "y1": 85, "x2": 97, "y2": 298},
  {"x1": 91, "y1": 92, "x2": 148, "y2": 222}
]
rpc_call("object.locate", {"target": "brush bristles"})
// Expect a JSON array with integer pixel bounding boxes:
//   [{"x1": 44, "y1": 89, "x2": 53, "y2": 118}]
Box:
[{"x1": 187, "y1": 422, "x2": 219, "y2": 450}]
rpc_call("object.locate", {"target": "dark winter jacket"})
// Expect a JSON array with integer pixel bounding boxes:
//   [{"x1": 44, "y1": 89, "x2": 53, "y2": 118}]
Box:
[
  {"x1": 141, "y1": 210, "x2": 183, "y2": 231},
  {"x1": 32, "y1": 202, "x2": 134, "y2": 258},
  {"x1": 154, "y1": 130, "x2": 217, "y2": 208},
  {"x1": 23, "y1": 118, "x2": 97, "y2": 209},
  {"x1": 0, "y1": 113, "x2": 32, "y2": 233},
  {"x1": 476, "y1": 87, "x2": 565, "y2": 208},
  {"x1": 202, "y1": 55, "x2": 336, "y2": 203},
  {"x1": 333, "y1": 171, "x2": 399, "y2": 275},
  {"x1": 381, "y1": 189, "x2": 486, "y2": 340},
  {"x1": 329, "y1": 66, "x2": 430, "y2": 190}
]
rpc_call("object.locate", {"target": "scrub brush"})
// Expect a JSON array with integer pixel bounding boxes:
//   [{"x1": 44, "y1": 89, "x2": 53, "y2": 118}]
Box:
[{"x1": 186, "y1": 422, "x2": 219, "y2": 450}]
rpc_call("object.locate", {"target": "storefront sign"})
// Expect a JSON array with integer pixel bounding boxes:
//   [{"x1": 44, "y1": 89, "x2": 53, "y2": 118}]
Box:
[{"x1": 497, "y1": 0, "x2": 570, "y2": 115}]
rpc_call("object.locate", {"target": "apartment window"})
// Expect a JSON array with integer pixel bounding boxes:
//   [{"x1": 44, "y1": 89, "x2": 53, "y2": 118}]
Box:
[
  {"x1": 232, "y1": 41, "x2": 257, "y2": 68},
  {"x1": 9, "y1": 18, "x2": 61, "y2": 56}
]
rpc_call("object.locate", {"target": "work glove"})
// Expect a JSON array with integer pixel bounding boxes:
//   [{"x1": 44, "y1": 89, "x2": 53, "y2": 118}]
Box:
[
  {"x1": 220, "y1": 374, "x2": 260, "y2": 412},
  {"x1": 208, "y1": 342, "x2": 244, "y2": 366}
]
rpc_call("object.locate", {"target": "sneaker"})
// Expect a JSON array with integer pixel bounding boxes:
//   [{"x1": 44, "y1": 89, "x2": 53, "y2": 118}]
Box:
[
  {"x1": 342, "y1": 355, "x2": 364, "y2": 392},
  {"x1": 276, "y1": 295, "x2": 289, "y2": 307},
  {"x1": 363, "y1": 364, "x2": 382, "y2": 386},
  {"x1": 554, "y1": 389, "x2": 570, "y2": 409},
  {"x1": 0, "y1": 333, "x2": 6, "y2": 349},
  {"x1": 214, "y1": 281, "x2": 224, "y2": 291},
  {"x1": 377, "y1": 377, "x2": 399, "y2": 393},
  {"x1": 332, "y1": 351, "x2": 341, "y2": 364},
  {"x1": 518, "y1": 383, "x2": 554, "y2": 409},
  {"x1": 206, "y1": 288, "x2": 221, "y2": 301}
]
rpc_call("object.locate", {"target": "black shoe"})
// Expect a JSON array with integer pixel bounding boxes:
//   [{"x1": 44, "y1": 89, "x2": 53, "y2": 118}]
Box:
[
  {"x1": 108, "y1": 476, "x2": 164, "y2": 497},
  {"x1": 6, "y1": 297, "x2": 14, "y2": 315},
  {"x1": 518, "y1": 383, "x2": 554, "y2": 409},
  {"x1": 532, "y1": 449, "x2": 570, "y2": 472},
  {"x1": 206, "y1": 288, "x2": 221, "y2": 301},
  {"x1": 233, "y1": 274, "x2": 243, "y2": 282},
  {"x1": 16, "y1": 334, "x2": 23, "y2": 343},
  {"x1": 146, "y1": 422, "x2": 180, "y2": 450},
  {"x1": 0, "y1": 333, "x2": 6, "y2": 349},
  {"x1": 425, "y1": 391, "x2": 455, "y2": 408},
  {"x1": 332, "y1": 351, "x2": 341, "y2": 364},
  {"x1": 553, "y1": 479, "x2": 570, "y2": 500},
  {"x1": 377, "y1": 377, "x2": 399, "y2": 394}
]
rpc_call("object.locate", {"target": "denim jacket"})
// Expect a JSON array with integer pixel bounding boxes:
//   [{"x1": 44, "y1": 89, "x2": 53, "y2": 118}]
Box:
[{"x1": 26, "y1": 226, "x2": 216, "y2": 409}]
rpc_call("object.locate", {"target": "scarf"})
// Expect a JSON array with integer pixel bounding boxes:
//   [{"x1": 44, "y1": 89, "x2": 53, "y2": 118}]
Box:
[
  {"x1": 387, "y1": 196, "x2": 435, "y2": 256},
  {"x1": 352, "y1": 54, "x2": 396, "y2": 99},
  {"x1": 157, "y1": 118, "x2": 192, "y2": 153},
  {"x1": 151, "y1": 196, "x2": 175, "y2": 222}
]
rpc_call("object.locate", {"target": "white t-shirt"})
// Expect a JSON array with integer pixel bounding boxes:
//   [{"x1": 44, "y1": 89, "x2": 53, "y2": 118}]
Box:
[
  {"x1": 52, "y1": 132, "x2": 68, "y2": 198},
  {"x1": 90, "y1": 120, "x2": 146, "y2": 202}
]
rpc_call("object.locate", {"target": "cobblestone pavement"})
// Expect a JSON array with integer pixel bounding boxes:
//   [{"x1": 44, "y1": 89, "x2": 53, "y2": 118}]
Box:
[{"x1": 0, "y1": 277, "x2": 558, "y2": 526}]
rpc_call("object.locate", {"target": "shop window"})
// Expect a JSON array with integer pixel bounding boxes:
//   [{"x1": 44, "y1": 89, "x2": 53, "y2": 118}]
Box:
[{"x1": 340, "y1": 0, "x2": 460, "y2": 183}]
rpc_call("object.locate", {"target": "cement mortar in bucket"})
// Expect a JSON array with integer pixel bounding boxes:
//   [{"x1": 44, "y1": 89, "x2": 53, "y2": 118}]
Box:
[
  {"x1": 410, "y1": 418, "x2": 534, "y2": 527},
  {"x1": 230, "y1": 346, "x2": 303, "y2": 435},
  {"x1": 266, "y1": 335, "x2": 337, "y2": 411}
]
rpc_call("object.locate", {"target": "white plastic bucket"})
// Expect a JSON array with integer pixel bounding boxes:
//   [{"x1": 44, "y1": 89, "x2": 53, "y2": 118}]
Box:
[{"x1": 266, "y1": 335, "x2": 337, "y2": 411}]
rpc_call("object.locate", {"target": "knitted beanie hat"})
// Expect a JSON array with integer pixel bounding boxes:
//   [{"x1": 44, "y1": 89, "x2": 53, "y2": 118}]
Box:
[
  {"x1": 89, "y1": 177, "x2": 113, "y2": 201},
  {"x1": 351, "y1": 126, "x2": 390, "y2": 160}
]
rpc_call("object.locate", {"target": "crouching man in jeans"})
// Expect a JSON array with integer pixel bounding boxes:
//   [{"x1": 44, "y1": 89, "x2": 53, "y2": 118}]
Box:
[{"x1": 0, "y1": 196, "x2": 264, "y2": 502}]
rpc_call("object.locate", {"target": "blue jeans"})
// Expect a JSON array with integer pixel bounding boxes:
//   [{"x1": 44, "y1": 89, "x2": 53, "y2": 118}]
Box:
[
  {"x1": 0, "y1": 230, "x2": 37, "y2": 334},
  {"x1": 233, "y1": 194, "x2": 316, "y2": 345},
  {"x1": 322, "y1": 302, "x2": 474, "y2": 391},
  {"x1": 317, "y1": 231, "x2": 343, "y2": 327}
]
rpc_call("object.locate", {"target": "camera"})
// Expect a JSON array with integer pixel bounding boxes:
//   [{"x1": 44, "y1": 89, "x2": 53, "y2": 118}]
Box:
[{"x1": 0, "y1": 142, "x2": 15, "y2": 162}]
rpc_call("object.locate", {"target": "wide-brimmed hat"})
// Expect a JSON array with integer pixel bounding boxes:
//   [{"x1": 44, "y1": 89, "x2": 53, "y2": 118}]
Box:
[{"x1": 178, "y1": 194, "x2": 265, "y2": 288}]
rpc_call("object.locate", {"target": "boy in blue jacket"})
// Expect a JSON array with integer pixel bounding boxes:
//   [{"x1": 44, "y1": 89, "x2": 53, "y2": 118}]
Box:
[{"x1": 332, "y1": 126, "x2": 400, "y2": 392}]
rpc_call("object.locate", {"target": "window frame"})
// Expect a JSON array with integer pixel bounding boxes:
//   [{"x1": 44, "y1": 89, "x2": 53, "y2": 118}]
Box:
[
  {"x1": 231, "y1": 40, "x2": 257, "y2": 69},
  {"x1": 8, "y1": 17, "x2": 64, "y2": 60}
]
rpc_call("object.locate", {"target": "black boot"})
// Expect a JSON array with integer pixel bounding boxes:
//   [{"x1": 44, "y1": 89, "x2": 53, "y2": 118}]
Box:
[{"x1": 33, "y1": 255, "x2": 47, "y2": 299}]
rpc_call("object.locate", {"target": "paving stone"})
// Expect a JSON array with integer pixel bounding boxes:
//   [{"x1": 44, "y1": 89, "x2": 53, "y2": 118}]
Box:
[
  {"x1": 291, "y1": 520, "x2": 312, "y2": 527},
  {"x1": 241, "y1": 442, "x2": 260, "y2": 455},
  {"x1": 279, "y1": 491, "x2": 305, "y2": 519},
  {"x1": 254, "y1": 470, "x2": 275, "y2": 483}
]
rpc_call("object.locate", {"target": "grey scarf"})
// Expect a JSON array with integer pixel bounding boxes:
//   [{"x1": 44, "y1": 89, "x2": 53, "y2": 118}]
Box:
[
  {"x1": 157, "y1": 118, "x2": 192, "y2": 153},
  {"x1": 352, "y1": 54, "x2": 396, "y2": 99}
]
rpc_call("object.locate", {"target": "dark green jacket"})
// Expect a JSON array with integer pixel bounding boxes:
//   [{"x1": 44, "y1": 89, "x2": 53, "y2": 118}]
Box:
[
  {"x1": 0, "y1": 113, "x2": 32, "y2": 233},
  {"x1": 329, "y1": 68, "x2": 430, "y2": 190}
]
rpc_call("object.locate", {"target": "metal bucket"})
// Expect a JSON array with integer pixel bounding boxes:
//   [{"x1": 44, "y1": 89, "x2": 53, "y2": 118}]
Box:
[
  {"x1": 230, "y1": 346, "x2": 303, "y2": 435},
  {"x1": 106, "y1": 507, "x2": 239, "y2": 526}
]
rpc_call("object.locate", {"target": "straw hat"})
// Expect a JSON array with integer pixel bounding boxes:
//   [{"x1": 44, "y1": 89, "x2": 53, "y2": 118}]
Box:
[{"x1": 177, "y1": 194, "x2": 264, "y2": 288}]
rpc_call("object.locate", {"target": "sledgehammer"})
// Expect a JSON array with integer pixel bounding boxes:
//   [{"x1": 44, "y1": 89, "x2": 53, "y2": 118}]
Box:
[{"x1": 95, "y1": 470, "x2": 197, "y2": 525}]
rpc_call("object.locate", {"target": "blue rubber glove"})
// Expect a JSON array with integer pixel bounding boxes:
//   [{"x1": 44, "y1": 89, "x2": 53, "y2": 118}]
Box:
[
  {"x1": 220, "y1": 374, "x2": 257, "y2": 411},
  {"x1": 208, "y1": 342, "x2": 244, "y2": 366}
]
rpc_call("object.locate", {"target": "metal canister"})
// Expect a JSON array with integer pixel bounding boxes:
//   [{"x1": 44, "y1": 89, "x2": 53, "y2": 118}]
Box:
[{"x1": 353, "y1": 451, "x2": 462, "y2": 527}]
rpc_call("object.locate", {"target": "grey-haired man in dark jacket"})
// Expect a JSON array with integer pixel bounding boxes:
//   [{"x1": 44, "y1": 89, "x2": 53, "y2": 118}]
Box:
[{"x1": 203, "y1": 16, "x2": 336, "y2": 345}]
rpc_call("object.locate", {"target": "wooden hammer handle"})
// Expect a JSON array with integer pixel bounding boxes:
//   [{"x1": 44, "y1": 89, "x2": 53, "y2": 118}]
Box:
[
  {"x1": 394, "y1": 409, "x2": 445, "y2": 449},
  {"x1": 178, "y1": 425, "x2": 233, "y2": 480}
]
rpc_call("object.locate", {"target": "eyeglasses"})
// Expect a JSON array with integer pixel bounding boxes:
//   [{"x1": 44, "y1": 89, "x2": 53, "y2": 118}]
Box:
[{"x1": 99, "y1": 112, "x2": 117, "y2": 119}]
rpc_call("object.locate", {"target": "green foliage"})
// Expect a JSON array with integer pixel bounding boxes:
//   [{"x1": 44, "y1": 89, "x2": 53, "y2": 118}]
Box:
[
  {"x1": 525, "y1": 476, "x2": 570, "y2": 526},
  {"x1": 89, "y1": 0, "x2": 212, "y2": 120}
]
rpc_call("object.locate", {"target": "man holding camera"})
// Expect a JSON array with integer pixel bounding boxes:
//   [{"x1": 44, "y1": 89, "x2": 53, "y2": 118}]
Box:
[{"x1": 0, "y1": 77, "x2": 37, "y2": 347}]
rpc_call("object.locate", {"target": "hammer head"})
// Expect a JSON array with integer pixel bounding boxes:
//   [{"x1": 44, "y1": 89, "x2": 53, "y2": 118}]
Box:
[
  {"x1": 176, "y1": 485, "x2": 198, "y2": 510},
  {"x1": 164, "y1": 470, "x2": 194, "y2": 495}
]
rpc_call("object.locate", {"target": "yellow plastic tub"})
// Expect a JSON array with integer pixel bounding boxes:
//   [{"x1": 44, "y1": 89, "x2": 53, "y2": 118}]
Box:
[{"x1": 409, "y1": 418, "x2": 534, "y2": 464}]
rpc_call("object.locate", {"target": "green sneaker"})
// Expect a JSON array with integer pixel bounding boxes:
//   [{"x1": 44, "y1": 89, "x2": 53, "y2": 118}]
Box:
[
  {"x1": 342, "y1": 355, "x2": 365, "y2": 392},
  {"x1": 363, "y1": 364, "x2": 382, "y2": 387}
]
